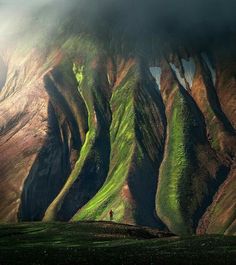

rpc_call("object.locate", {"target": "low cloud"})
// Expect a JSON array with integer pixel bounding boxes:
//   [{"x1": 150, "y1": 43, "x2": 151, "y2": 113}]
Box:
[{"x1": 0, "y1": 0, "x2": 235, "y2": 50}]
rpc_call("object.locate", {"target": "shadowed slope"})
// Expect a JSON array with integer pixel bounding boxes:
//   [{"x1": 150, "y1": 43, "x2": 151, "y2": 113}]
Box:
[{"x1": 43, "y1": 38, "x2": 111, "y2": 221}]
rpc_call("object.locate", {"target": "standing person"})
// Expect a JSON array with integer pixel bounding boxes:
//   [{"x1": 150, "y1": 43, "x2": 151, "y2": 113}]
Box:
[{"x1": 109, "y1": 209, "x2": 114, "y2": 221}]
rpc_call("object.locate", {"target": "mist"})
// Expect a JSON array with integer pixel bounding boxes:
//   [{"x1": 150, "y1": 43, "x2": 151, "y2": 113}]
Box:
[{"x1": 0, "y1": 0, "x2": 236, "y2": 51}]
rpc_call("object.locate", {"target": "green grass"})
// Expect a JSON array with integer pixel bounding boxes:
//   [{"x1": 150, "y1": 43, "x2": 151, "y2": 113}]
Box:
[
  {"x1": 0, "y1": 222, "x2": 235, "y2": 265},
  {"x1": 43, "y1": 64, "x2": 96, "y2": 221},
  {"x1": 72, "y1": 66, "x2": 138, "y2": 222},
  {"x1": 43, "y1": 37, "x2": 106, "y2": 221},
  {"x1": 156, "y1": 87, "x2": 206, "y2": 235},
  {"x1": 72, "y1": 64, "x2": 167, "y2": 227}
]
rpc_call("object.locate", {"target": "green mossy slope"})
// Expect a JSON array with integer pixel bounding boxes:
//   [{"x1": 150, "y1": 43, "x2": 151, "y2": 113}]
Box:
[
  {"x1": 72, "y1": 63, "x2": 166, "y2": 227},
  {"x1": 156, "y1": 80, "x2": 214, "y2": 235},
  {"x1": 72, "y1": 66, "x2": 138, "y2": 223},
  {"x1": 43, "y1": 38, "x2": 111, "y2": 221},
  {"x1": 157, "y1": 87, "x2": 196, "y2": 235}
]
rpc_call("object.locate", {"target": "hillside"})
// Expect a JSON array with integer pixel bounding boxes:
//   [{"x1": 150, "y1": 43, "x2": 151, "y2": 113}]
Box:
[{"x1": 0, "y1": 0, "x2": 236, "y2": 237}]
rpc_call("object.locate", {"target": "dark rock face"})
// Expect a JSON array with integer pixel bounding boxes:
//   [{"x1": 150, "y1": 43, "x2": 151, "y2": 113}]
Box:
[
  {"x1": 0, "y1": 36, "x2": 236, "y2": 236},
  {"x1": 18, "y1": 103, "x2": 72, "y2": 221}
]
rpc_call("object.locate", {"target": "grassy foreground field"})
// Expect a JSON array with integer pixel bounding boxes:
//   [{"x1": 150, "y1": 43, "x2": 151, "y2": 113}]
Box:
[{"x1": 0, "y1": 222, "x2": 235, "y2": 265}]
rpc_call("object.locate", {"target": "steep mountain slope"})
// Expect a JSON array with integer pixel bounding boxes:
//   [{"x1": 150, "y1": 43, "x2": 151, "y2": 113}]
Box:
[
  {"x1": 72, "y1": 60, "x2": 166, "y2": 228},
  {"x1": 156, "y1": 59, "x2": 227, "y2": 235},
  {"x1": 0, "y1": 4, "x2": 236, "y2": 235},
  {"x1": 0, "y1": 49, "x2": 56, "y2": 222}
]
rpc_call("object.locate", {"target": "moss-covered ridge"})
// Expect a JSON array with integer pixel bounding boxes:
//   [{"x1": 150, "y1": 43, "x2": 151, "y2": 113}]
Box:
[
  {"x1": 156, "y1": 61, "x2": 224, "y2": 235},
  {"x1": 157, "y1": 86, "x2": 199, "y2": 235},
  {"x1": 43, "y1": 38, "x2": 111, "y2": 221},
  {"x1": 72, "y1": 61, "x2": 166, "y2": 227},
  {"x1": 72, "y1": 66, "x2": 137, "y2": 223}
]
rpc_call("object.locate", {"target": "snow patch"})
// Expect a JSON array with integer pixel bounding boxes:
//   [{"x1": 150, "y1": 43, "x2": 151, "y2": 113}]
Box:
[
  {"x1": 181, "y1": 57, "x2": 196, "y2": 88},
  {"x1": 169, "y1": 63, "x2": 187, "y2": 89},
  {"x1": 150, "y1": 67, "x2": 162, "y2": 90}
]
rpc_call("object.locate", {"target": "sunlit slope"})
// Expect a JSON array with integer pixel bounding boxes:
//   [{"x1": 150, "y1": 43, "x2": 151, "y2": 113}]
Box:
[{"x1": 72, "y1": 63, "x2": 166, "y2": 227}]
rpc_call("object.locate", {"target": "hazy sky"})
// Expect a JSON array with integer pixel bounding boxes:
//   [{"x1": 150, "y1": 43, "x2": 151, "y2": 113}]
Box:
[{"x1": 0, "y1": 0, "x2": 69, "y2": 40}]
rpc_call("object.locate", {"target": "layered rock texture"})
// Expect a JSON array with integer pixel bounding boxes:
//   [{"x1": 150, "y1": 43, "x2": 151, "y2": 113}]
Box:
[{"x1": 0, "y1": 30, "x2": 236, "y2": 236}]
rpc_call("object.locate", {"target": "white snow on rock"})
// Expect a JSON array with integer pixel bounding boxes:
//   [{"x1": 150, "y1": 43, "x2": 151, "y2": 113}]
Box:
[
  {"x1": 150, "y1": 67, "x2": 162, "y2": 90},
  {"x1": 181, "y1": 57, "x2": 196, "y2": 88},
  {"x1": 169, "y1": 63, "x2": 187, "y2": 89}
]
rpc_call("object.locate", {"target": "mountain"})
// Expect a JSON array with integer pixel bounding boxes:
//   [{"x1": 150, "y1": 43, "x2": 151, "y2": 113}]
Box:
[{"x1": 0, "y1": 0, "x2": 236, "y2": 236}]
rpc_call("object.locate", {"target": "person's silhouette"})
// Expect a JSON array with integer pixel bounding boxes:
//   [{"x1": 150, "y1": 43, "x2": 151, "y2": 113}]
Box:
[{"x1": 109, "y1": 210, "x2": 114, "y2": 221}]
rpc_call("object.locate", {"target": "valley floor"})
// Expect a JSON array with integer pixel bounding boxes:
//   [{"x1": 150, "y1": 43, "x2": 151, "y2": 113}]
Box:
[{"x1": 0, "y1": 222, "x2": 235, "y2": 265}]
